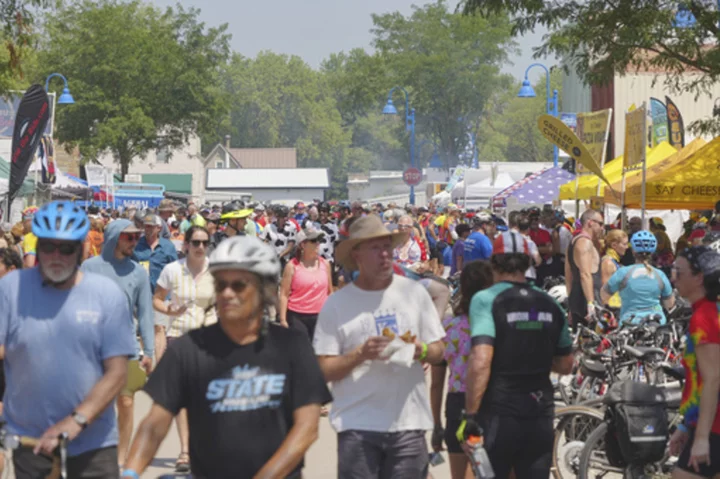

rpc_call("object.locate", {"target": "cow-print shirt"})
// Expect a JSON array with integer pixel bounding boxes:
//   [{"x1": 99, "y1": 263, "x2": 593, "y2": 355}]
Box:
[
  {"x1": 317, "y1": 221, "x2": 339, "y2": 263},
  {"x1": 262, "y1": 220, "x2": 298, "y2": 256}
]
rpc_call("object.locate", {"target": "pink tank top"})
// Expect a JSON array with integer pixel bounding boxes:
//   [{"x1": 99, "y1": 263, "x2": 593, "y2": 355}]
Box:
[{"x1": 287, "y1": 258, "x2": 329, "y2": 314}]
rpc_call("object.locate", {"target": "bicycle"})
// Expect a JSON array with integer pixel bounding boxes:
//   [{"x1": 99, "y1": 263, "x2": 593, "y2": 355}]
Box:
[{"x1": 0, "y1": 421, "x2": 68, "y2": 479}]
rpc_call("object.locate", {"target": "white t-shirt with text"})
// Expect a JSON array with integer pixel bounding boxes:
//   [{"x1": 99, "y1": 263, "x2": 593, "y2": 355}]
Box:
[{"x1": 313, "y1": 275, "x2": 445, "y2": 433}]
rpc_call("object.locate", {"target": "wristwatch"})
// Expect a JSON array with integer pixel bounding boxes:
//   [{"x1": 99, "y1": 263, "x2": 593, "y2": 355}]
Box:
[{"x1": 71, "y1": 411, "x2": 88, "y2": 429}]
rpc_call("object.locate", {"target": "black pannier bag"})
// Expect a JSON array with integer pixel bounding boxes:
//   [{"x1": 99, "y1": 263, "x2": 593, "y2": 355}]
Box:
[{"x1": 603, "y1": 381, "x2": 669, "y2": 466}]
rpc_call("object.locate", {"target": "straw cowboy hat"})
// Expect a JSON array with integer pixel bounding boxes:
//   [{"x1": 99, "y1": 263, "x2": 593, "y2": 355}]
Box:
[{"x1": 336, "y1": 214, "x2": 408, "y2": 271}]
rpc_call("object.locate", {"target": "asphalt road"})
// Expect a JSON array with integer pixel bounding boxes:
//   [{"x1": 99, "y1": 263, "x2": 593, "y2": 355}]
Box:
[{"x1": 135, "y1": 391, "x2": 454, "y2": 479}]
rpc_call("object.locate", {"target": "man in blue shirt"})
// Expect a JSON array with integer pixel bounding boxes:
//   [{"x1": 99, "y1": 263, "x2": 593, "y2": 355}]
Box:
[
  {"x1": 0, "y1": 201, "x2": 135, "y2": 478},
  {"x1": 132, "y1": 214, "x2": 178, "y2": 294},
  {"x1": 82, "y1": 219, "x2": 155, "y2": 466},
  {"x1": 464, "y1": 213, "x2": 496, "y2": 262}
]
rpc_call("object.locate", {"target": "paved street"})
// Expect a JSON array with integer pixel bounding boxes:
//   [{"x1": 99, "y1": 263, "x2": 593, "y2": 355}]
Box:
[{"x1": 135, "y1": 391, "x2": 453, "y2": 478}]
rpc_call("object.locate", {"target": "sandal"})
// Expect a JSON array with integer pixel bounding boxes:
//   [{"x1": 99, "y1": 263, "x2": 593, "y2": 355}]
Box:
[{"x1": 175, "y1": 452, "x2": 190, "y2": 473}]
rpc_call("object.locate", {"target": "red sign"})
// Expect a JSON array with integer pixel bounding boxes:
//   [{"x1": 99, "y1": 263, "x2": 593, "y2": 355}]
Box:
[{"x1": 403, "y1": 167, "x2": 422, "y2": 187}]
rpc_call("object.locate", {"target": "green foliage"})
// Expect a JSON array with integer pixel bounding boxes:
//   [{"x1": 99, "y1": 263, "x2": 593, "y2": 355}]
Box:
[
  {"x1": 461, "y1": 0, "x2": 720, "y2": 135},
  {"x1": 0, "y1": 0, "x2": 51, "y2": 91},
  {"x1": 38, "y1": 0, "x2": 231, "y2": 177}
]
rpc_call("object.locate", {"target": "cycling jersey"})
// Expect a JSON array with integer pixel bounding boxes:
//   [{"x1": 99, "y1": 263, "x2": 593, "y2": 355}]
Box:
[
  {"x1": 604, "y1": 264, "x2": 672, "y2": 324},
  {"x1": 469, "y1": 282, "x2": 571, "y2": 417},
  {"x1": 680, "y1": 298, "x2": 720, "y2": 434},
  {"x1": 144, "y1": 323, "x2": 332, "y2": 479},
  {"x1": 262, "y1": 221, "x2": 298, "y2": 256},
  {"x1": 317, "y1": 221, "x2": 339, "y2": 262},
  {"x1": 21, "y1": 232, "x2": 37, "y2": 257}
]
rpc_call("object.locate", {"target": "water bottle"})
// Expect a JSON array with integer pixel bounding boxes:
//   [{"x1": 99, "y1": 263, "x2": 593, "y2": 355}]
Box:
[
  {"x1": 637, "y1": 364, "x2": 646, "y2": 383},
  {"x1": 466, "y1": 433, "x2": 495, "y2": 478}
]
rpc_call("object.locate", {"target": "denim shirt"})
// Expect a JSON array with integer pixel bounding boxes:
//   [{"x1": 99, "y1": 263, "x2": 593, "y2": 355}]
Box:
[{"x1": 132, "y1": 236, "x2": 178, "y2": 293}]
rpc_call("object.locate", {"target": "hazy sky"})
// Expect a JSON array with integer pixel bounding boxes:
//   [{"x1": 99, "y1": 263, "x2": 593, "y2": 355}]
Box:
[{"x1": 150, "y1": 0, "x2": 557, "y2": 85}]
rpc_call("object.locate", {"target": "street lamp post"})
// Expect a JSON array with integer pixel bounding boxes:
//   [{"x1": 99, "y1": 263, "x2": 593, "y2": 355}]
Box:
[
  {"x1": 518, "y1": 63, "x2": 559, "y2": 167},
  {"x1": 382, "y1": 86, "x2": 417, "y2": 205},
  {"x1": 44, "y1": 73, "x2": 75, "y2": 104}
]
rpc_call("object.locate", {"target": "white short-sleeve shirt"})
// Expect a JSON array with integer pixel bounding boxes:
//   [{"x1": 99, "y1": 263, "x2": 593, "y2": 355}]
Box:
[{"x1": 313, "y1": 275, "x2": 445, "y2": 433}]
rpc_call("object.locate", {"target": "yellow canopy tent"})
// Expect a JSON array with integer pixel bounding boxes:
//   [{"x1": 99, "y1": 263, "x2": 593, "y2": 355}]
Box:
[
  {"x1": 604, "y1": 136, "x2": 720, "y2": 210},
  {"x1": 604, "y1": 138, "x2": 707, "y2": 208},
  {"x1": 558, "y1": 142, "x2": 677, "y2": 200}
]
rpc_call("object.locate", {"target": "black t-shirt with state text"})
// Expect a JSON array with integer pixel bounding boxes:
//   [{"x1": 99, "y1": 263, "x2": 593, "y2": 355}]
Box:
[{"x1": 144, "y1": 323, "x2": 332, "y2": 479}]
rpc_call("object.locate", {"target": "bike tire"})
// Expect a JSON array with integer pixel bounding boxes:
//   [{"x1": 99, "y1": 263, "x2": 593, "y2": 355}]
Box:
[
  {"x1": 577, "y1": 422, "x2": 626, "y2": 479},
  {"x1": 552, "y1": 405, "x2": 605, "y2": 479}
]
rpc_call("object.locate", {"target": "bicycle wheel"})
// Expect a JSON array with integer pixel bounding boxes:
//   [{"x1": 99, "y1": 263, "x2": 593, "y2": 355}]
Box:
[
  {"x1": 552, "y1": 405, "x2": 605, "y2": 479},
  {"x1": 577, "y1": 422, "x2": 625, "y2": 479},
  {"x1": 575, "y1": 376, "x2": 606, "y2": 404}
]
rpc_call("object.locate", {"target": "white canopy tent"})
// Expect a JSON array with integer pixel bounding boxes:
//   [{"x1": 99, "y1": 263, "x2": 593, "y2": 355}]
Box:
[{"x1": 452, "y1": 172, "x2": 515, "y2": 209}]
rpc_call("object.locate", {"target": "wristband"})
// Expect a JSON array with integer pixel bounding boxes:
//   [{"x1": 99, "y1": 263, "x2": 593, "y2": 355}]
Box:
[
  {"x1": 676, "y1": 423, "x2": 688, "y2": 434},
  {"x1": 121, "y1": 470, "x2": 140, "y2": 479},
  {"x1": 419, "y1": 342, "x2": 428, "y2": 362}
]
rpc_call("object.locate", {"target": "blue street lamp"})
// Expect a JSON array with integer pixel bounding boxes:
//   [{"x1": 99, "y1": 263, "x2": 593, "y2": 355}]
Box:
[
  {"x1": 45, "y1": 73, "x2": 75, "y2": 104},
  {"x1": 518, "y1": 63, "x2": 558, "y2": 166},
  {"x1": 382, "y1": 86, "x2": 417, "y2": 204},
  {"x1": 417, "y1": 139, "x2": 442, "y2": 168}
]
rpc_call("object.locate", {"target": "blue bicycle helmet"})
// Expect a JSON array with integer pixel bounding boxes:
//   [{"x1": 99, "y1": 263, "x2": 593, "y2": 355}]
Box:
[
  {"x1": 630, "y1": 230, "x2": 657, "y2": 254},
  {"x1": 32, "y1": 201, "x2": 90, "y2": 242}
]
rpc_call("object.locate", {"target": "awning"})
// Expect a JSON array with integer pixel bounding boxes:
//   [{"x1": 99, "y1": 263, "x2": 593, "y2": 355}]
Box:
[
  {"x1": 142, "y1": 173, "x2": 192, "y2": 194},
  {"x1": 0, "y1": 156, "x2": 35, "y2": 197},
  {"x1": 558, "y1": 142, "x2": 677, "y2": 200},
  {"x1": 493, "y1": 167, "x2": 575, "y2": 208},
  {"x1": 603, "y1": 137, "x2": 720, "y2": 210}
]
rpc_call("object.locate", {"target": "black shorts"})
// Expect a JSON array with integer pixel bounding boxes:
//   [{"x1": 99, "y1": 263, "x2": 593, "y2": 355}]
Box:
[
  {"x1": 676, "y1": 429, "x2": 720, "y2": 477},
  {"x1": 444, "y1": 392, "x2": 465, "y2": 453},
  {"x1": 478, "y1": 413, "x2": 553, "y2": 479},
  {"x1": 287, "y1": 310, "x2": 318, "y2": 341},
  {"x1": 14, "y1": 445, "x2": 119, "y2": 479}
]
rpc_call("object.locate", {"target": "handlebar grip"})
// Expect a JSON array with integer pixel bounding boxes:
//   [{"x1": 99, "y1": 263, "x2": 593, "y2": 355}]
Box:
[{"x1": 19, "y1": 436, "x2": 40, "y2": 447}]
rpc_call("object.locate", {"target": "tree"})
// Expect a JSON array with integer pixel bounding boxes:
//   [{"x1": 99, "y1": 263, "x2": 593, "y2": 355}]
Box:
[
  {"x1": 38, "y1": 0, "x2": 231, "y2": 178},
  {"x1": 371, "y1": 1, "x2": 517, "y2": 167},
  {"x1": 221, "y1": 51, "x2": 354, "y2": 197},
  {"x1": 0, "y1": 0, "x2": 49, "y2": 92},
  {"x1": 461, "y1": 0, "x2": 720, "y2": 135}
]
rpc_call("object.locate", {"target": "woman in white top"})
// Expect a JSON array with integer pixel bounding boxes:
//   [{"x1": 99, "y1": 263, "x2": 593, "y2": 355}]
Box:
[
  {"x1": 394, "y1": 215, "x2": 427, "y2": 272},
  {"x1": 152, "y1": 225, "x2": 216, "y2": 473}
]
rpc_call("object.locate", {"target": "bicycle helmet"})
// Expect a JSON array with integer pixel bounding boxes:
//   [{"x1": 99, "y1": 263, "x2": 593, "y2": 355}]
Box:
[
  {"x1": 704, "y1": 232, "x2": 720, "y2": 253},
  {"x1": 209, "y1": 235, "x2": 281, "y2": 280},
  {"x1": 22, "y1": 205, "x2": 38, "y2": 220},
  {"x1": 273, "y1": 205, "x2": 289, "y2": 217},
  {"x1": 221, "y1": 209, "x2": 252, "y2": 221},
  {"x1": 473, "y1": 211, "x2": 493, "y2": 227},
  {"x1": 32, "y1": 201, "x2": 90, "y2": 242},
  {"x1": 318, "y1": 202, "x2": 330, "y2": 212},
  {"x1": 630, "y1": 230, "x2": 657, "y2": 254},
  {"x1": 548, "y1": 284, "x2": 568, "y2": 306},
  {"x1": 222, "y1": 200, "x2": 245, "y2": 215}
]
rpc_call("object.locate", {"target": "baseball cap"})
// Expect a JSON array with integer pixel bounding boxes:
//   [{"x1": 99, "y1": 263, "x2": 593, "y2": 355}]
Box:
[
  {"x1": 143, "y1": 214, "x2": 163, "y2": 227},
  {"x1": 493, "y1": 231, "x2": 530, "y2": 256}
]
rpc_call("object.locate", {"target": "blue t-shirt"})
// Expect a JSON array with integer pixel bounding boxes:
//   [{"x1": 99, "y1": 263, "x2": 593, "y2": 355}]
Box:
[
  {"x1": 133, "y1": 236, "x2": 178, "y2": 292},
  {"x1": 605, "y1": 264, "x2": 673, "y2": 324},
  {"x1": 464, "y1": 231, "x2": 493, "y2": 262},
  {"x1": 450, "y1": 239, "x2": 465, "y2": 275},
  {"x1": 0, "y1": 269, "x2": 136, "y2": 456}
]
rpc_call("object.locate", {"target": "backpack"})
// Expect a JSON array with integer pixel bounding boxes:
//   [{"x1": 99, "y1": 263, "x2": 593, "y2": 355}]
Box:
[{"x1": 603, "y1": 381, "x2": 669, "y2": 467}]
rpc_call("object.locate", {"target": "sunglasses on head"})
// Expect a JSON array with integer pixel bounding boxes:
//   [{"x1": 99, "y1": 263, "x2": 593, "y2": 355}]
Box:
[
  {"x1": 214, "y1": 279, "x2": 248, "y2": 294},
  {"x1": 121, "y1": 233, "x2": 141, "y2": 241},
  {"x1": 190, "y1": 240, "x2": 209, "y2": 248},
  {"x1": 38, "y1": 242, "x2": 79, "y2": 256}
]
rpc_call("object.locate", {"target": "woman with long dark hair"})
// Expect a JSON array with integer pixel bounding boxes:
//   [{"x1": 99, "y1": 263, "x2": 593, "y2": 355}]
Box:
[{"x1": 430, "y1": 260, "x2": 494, "y2": 479}]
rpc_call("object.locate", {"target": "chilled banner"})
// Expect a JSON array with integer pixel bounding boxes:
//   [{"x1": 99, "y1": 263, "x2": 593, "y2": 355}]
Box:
[{"x1": 624, "y1": 106, "x2": 647, "y2": 168}]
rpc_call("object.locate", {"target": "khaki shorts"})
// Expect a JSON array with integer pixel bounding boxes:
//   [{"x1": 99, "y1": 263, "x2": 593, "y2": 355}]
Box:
[{"x1": 120, "y1": 360, "x2": 147, "y2": 396}]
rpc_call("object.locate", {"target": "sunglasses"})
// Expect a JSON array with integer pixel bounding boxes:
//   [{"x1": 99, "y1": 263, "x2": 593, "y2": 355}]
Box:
[
  {"x1": 214, "y1": 280, "x2": 248, "y2": 294},
  {"x1": 190, "y1": 240, "x2": 209, "y2": 248},
  {"x1": 120, "y1": 233, "x2": 141, "y2": 242},
  {"x1": 38, "y1": 242, "x2": 79, "y2": 256}
]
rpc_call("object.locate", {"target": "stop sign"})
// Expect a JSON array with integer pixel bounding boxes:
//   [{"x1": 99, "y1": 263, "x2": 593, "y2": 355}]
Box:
[{"x1": 403, "y1": 167, "x2": 422, "y2": 187}]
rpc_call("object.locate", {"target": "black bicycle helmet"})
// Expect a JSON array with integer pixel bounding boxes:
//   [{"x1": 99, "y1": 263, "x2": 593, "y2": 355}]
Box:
[
  {"x1": 318, "y1": 202, "x2": 331, "y2": 212},
  {"x1": 273, "y1": 204, "x2": 290, "y2": 217},
  {"x1": 222, "y1": 200, "x2": 245, "y2": 215}
]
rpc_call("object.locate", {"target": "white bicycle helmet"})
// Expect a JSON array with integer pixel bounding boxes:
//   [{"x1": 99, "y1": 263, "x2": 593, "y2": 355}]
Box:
[
  {"x1": 209, "y1": 235, "x2": 281, "y2": 279},
  {"x1": 548, "y1": 284, "x2": 568, "y2": 305}
]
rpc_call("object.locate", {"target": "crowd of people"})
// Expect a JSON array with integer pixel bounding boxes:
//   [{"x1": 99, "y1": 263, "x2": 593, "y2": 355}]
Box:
[{"x1": 0, "y1": 196, "x2": 719, "y2": 479}]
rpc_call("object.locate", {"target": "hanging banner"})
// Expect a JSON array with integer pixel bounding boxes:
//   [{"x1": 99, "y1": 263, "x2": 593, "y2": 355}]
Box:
[
  {"x1": 8, "y1": 85, "x2": 50, "y2": 205},
  {"x1": 39, "y1": 136, "x2": 56, "y2": 184},
  {"x1": 560, "y1": 113, "x2": 577, "y2": 132},
  {"x1": 575, "y1": 109, "x2": 612, "y2": 173},
  {"x1": 650, "y1": 98, "x2": 668, "y2": 146},
  {"x1": 666, "y1": 96, "x2": 685, "y2": 148},
  {"x1": 624, "y1": 106, "x2": 647, "y2": 167},
  {"x1": 0, "y1": 92, "x2": 54, "y2": 138},
  {"x1": 537, "y1": 114, "x2": 611, "y2": 185},
  {"x1": 445, "y1": 165, "x2": 466, "y2": 192},
  {"x1": 85, "y1": 165, "x2": 108, "y2": 187}
]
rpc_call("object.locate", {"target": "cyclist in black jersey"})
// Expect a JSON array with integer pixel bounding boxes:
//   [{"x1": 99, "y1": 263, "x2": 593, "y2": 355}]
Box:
[{"x1": 458, "y1": 230, "x2": 574, "y2": 479}]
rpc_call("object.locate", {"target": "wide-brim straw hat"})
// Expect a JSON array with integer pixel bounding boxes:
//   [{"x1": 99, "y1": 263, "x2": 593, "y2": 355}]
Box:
[{"x1": 335, "y1": 214, "x2": 408, "y2": 271}]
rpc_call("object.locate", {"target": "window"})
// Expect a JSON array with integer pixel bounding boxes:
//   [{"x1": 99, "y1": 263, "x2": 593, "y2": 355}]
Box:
[
  {"x1": 215, "y1": 160, "x2": 224, "y2": 168},
  {"x1": 157, "y1": 147, "x2": 170, "y2": 164}
]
